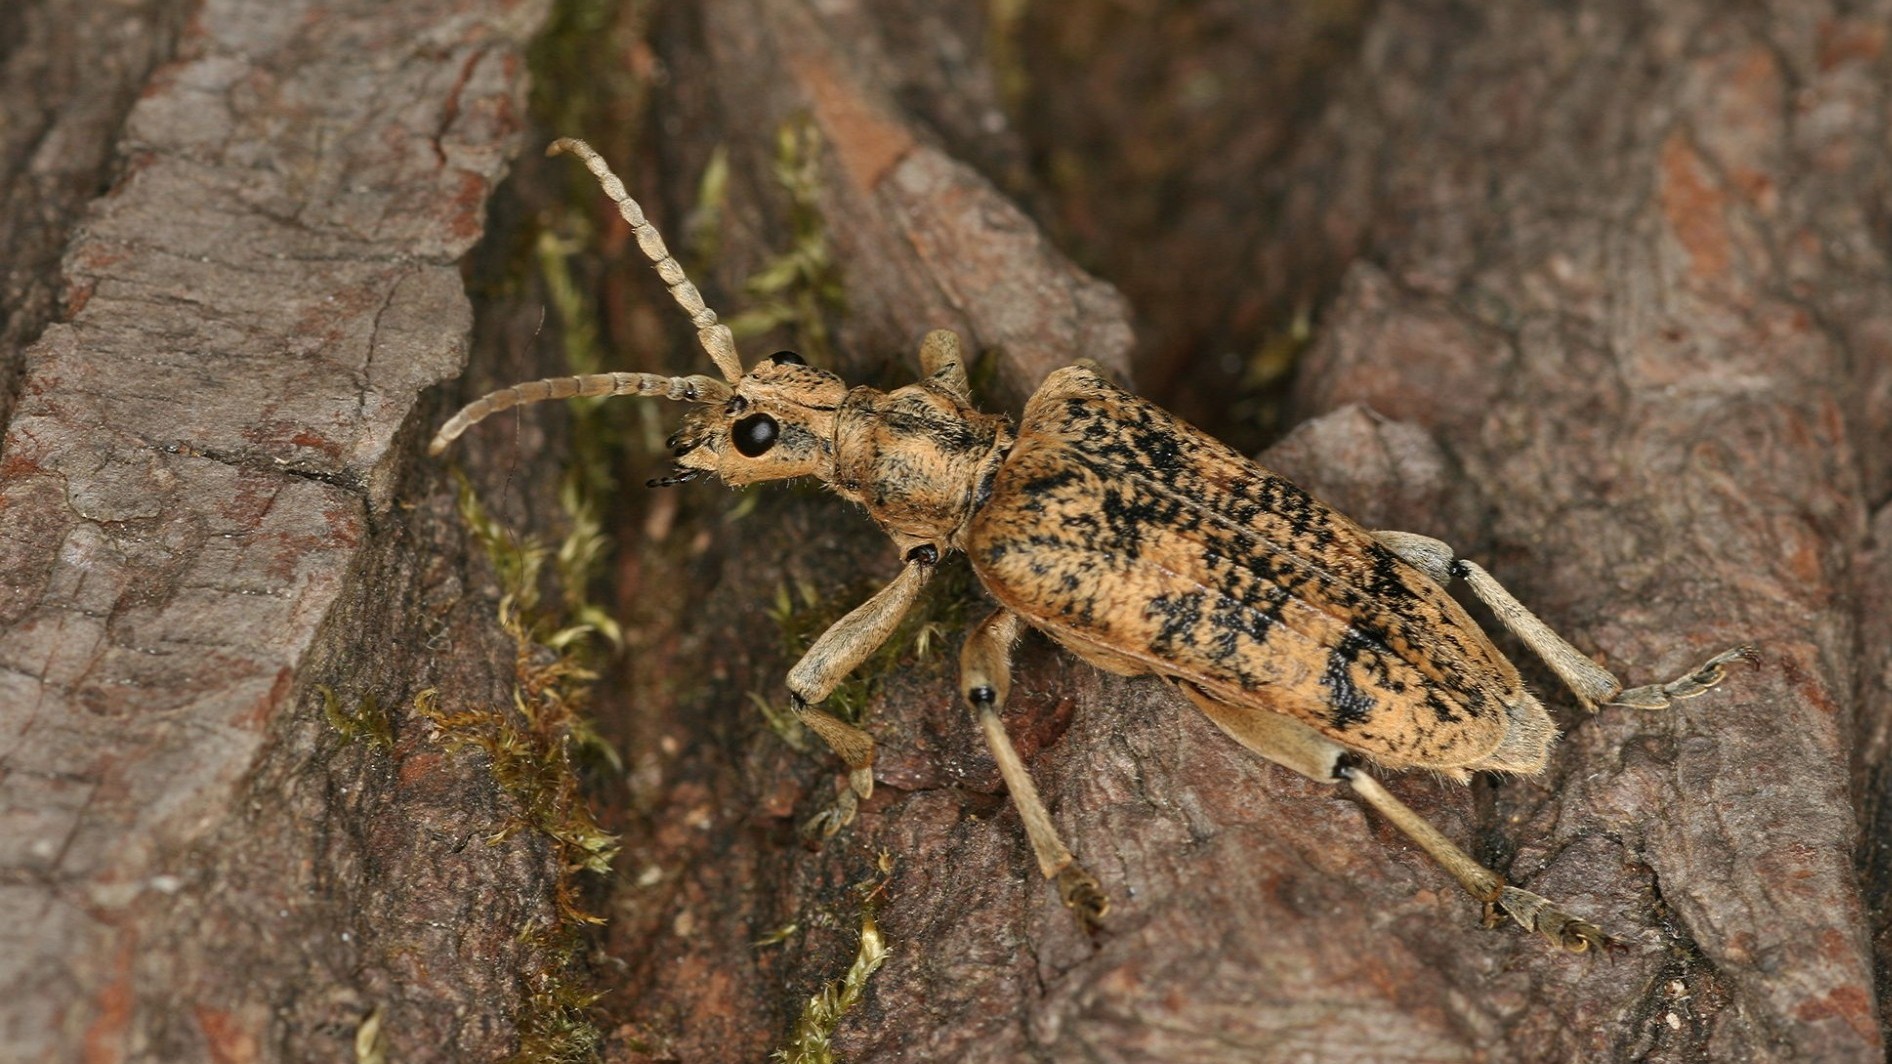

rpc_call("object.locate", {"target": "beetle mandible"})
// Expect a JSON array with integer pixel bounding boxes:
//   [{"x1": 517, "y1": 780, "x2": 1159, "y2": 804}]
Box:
[{"x1": 432, "y1": 138, "x2": 1752, "y2": 950}]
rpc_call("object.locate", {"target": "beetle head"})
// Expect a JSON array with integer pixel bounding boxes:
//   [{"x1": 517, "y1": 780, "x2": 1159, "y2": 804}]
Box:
[{"x1": 659, "y1": 350, "x2": 848, "y2": 488}]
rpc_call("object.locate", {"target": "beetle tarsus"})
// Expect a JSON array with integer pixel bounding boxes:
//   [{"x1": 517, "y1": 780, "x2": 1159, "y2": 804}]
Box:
[
  {"x1": 1057, "y1": 864, "x2": 1110, "y2": 933},
  {"x1": 1490, "y1": 886, "x2": 1611, "y2": 953},
  {"x1": 1607, "y1": 644, "x2": 1757, "y2": 710},
  {"x1": 792, "y1": 696, "x2": 878, "y2": 801},
  {"x1": 802, "y1": 783, "x2": 860, "y2": 839}
]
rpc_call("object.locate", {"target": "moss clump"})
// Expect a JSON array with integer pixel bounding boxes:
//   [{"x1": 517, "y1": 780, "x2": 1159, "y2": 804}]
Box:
[
  {"x1": 773, "y1": 912, "x2": 888, "y2": 1064},
  {"x1": 773, "y1": 855, "x2": 898, "y2": 1063},
  {"x1": 423, "y1": 475, "x2": 622, "y2": 892},
  {"x1": 412, "y1": 473, "x2": 623, "y2": 1064},
  {"x1": 506, "y1": 922, "x2": 609, "y2": 1064},
  {"x1": 711, "y1": 115, "x2": 846, "y2": 368},
  {"x1": 320, "y1": 685, "x2": 394, "y2": 750}
]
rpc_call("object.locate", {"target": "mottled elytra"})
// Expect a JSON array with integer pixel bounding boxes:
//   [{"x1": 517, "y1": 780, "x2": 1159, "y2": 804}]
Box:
[{"x1": 432, "y1": 138, "x2": 1753, "y2": 950}]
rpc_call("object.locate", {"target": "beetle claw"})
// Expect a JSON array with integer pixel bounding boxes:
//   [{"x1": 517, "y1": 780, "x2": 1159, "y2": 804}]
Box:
[
  {"x1": 1608, "y1": 644, "x2": 1758, "y2": 710},
  {"x1": 1057, "y1": 864, "x2": 1110, "y2": 935},
  {"x1": 1490, "y1": 886, "x2": 1612, "y2": 953},
  {"x1": 801, "y1": 785, "x2": 859, "y2": 839}
]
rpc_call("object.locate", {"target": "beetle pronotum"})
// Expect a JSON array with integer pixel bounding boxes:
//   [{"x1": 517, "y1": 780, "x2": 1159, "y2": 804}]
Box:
[{"x1": 433, "y1": 139, "x2": 1751, "y2": 950}]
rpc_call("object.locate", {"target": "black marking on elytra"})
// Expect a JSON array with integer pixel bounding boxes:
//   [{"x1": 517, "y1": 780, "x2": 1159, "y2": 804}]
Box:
[
  {"x1": 1204, "y1": 587, "x2": 1281, "y2": 666},
  {"x1": 1425, "y1": 689, "x2": 1463, "y2": 724},
  {"x1": 1320, "y1": 628, "x2": 1380, "y2": 730},
  {"x1": 1362, "y1": 541, "x2": 1425, "y2": 608},
  {"x1": 1018, "y1": 466, "x2": 1086, "y2": 506},
  {"x1": 1146, "y1": 590, "x2": 1208, "y2": 659}
]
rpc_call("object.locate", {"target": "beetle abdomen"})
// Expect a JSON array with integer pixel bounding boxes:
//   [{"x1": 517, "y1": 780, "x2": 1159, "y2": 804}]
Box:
[{"x1": 966, "y1": 366, "x2": 1537, "y2": 772}]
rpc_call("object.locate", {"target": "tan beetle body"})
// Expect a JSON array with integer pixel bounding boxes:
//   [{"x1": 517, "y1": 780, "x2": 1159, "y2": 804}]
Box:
[
  {"x1": 433, "y1": 140, "x2": 1750, "y2": 949},
  {"x1": 967, "y1": 364, "x2": 1557, "y2": 778}
]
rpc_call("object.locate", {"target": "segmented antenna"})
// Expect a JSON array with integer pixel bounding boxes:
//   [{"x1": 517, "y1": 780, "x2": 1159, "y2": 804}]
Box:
[
  {"x1": 428, "y1": 139, "x2": 751, "y2": 456},
  {"x1": 428, "y1": 372, "x2": 731, "y2": 455},
  {"x1": 547, "y1": 137, "x2": 745, "y2": 384}
]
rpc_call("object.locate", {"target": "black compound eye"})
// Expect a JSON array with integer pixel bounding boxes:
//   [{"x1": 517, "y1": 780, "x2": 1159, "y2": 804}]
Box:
[
  {"x1": 731, "y1": 412, "x2": 779, "y2": 457},
  {"x1": 766, "y1": 350, "x2": 806, "y2": 366}
]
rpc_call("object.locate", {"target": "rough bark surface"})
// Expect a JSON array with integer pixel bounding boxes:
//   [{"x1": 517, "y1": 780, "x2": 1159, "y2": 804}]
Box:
[
  {"x1": 0, "y1": 0, "x2": 561, "y2": 1060},
  {"x1": 4, "y1": 1, "x2": 1889, "y2": 1063}
]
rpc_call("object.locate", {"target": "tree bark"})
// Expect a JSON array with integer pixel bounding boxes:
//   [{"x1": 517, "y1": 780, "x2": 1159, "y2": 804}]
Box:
[
  {"x1": 0, "y1": 1, "x2": 566, "y2": 1060},
  {"x1": 4, "y1": 1, "x2": 1888, "y2": 1063}
]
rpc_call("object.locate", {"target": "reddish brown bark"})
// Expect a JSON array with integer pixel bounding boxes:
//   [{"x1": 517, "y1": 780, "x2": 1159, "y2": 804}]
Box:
[
  {"x1": 0, "y1": 0, "x2": 565, "y2": 1059},
  {"x1": 4, "y1": 1, "x2": 1888, "y2": 1062}
]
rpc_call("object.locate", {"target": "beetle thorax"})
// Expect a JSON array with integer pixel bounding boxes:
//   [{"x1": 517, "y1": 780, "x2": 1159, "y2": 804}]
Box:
[{"x1": 830, "y1": 380, "x2": 1014, "y2": 553}]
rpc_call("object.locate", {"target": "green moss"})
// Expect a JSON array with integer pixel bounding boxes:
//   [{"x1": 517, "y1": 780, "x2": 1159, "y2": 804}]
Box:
[
  {"x1": 507, "y1": 923, "x2": 609, "y2": 1064},
  {"x1": 772, "y1": 858, "x2": 898, "y2": 1064},
  {"x1": 353, "y1": 1005, "x2": 387, "y2": 1064},
  {"x1": 773, "y1": 912, "x2": 888, "y2": 1064},
  {"x1": 753, "y1": 921, "x2": 801, "y2": 947},
  {"x1": 685, "y1": 145, "x2": 733, "y2": 269},
  {"x1": 433, "y1": 477, "x2": 622, "y2": 881},
  {"x1": 715, "y1": 115, "x2": 846, "y2": 367},
  {"x1": 986, "y1": 0, "x2": 1034, "y2": 117},
  {"x1": 320, "y1": 685, "x2": 394, "y2": 750},
  {"x1": 419, "y1": 471, "x2": 624, "y2": 1061},
  {"x1": 526, "y1": 0, "x2": 652, "y2": 155}
]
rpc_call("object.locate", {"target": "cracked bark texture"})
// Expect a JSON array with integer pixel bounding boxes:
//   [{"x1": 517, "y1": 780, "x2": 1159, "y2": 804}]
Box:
[
  {"x1": 0, "y1": 0, "x2": 564, "y2": 1060},
  {"x1": 4, "y1": 1, "x2": 1888, "y2": 1063}
]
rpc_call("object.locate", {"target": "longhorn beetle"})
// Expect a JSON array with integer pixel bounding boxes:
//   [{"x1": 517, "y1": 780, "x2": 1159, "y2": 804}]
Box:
[{"x1": 433, "y1": 138, "x2": 1752, "y2": 951}]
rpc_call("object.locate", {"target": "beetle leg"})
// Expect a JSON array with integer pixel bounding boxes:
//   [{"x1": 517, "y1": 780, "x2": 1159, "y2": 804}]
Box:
[
  {"x1": 1602, "y1": 644, "x2": 1758, "y2": 710},
  {"x1": 1179, "y1": 683, "x2": 1608, "y2": 952},
  {"x1": 1341, "y1": 769, "x2": 1609, "y2": 953},
  {"x1": 1370, "y1": 530, "x2": 1456, "y2": 583},
  {"x1": 787, "y1": 553, "x2": 936, "y2": 832},
  {"x1": 1371, "y1": 530, "x2": 1752, "y2": 712},
  {"x1": 917, "y1": 329, "x2": 971, "y2": 402},
  {"x1": 960, "y1": 608, "x2": 1109, "y2": 930}
]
